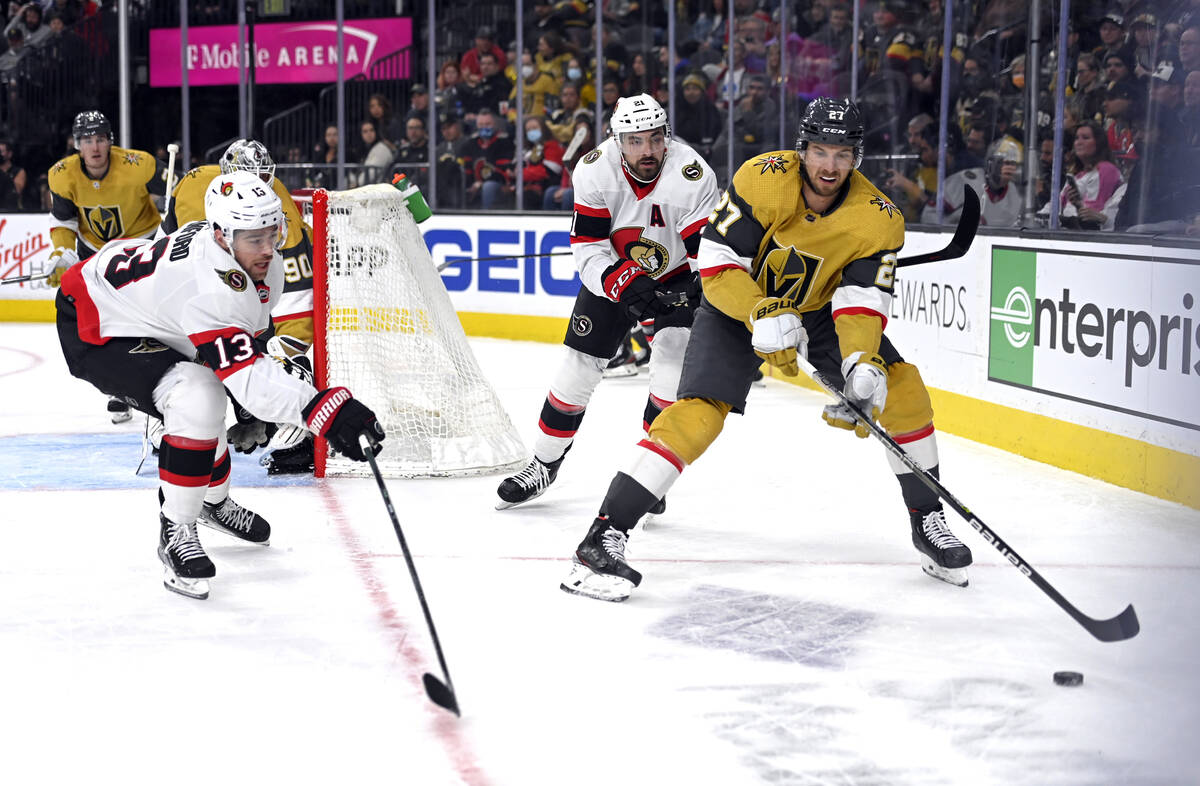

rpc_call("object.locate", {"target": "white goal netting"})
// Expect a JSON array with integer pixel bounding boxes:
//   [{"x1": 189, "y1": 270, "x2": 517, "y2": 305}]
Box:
[{"x1": 314, "y1": 184, "x2": 525, "y2": 477}]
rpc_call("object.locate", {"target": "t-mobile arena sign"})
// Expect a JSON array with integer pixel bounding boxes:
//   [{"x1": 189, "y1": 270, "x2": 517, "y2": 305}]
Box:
[{"x1": 149, "y1": 17, "x2": 411, "y2": 86}]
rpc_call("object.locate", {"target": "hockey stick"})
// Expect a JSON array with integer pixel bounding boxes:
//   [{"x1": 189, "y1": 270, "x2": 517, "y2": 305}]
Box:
[
  {"x1": 358, "y1": 433, "x2": 461, "y2": 715},
  {"x1": 435, "y1": 186, "x2": 980, "y2": 273},
  {"x1": 162, "y1": 143, "x2": 180, "y2": 222},
  {"x1": 795, "y1": 355, "x2": 1140, "y2": 642},
  {"x1": 0, "y1": 272, "x2": 50, "y2": 285},
  {"x1": 896, "y1": 185, "x2": 980, "y2": 268}
]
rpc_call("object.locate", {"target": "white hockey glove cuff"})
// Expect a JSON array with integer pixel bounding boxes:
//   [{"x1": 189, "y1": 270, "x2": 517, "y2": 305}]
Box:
[
  {"x1": 41, "y1": 247, "x2": 79, "y2": 287},
  {"x1": 821, "y1": 352, "x2": 888, "y2": 438},
  {"x1": 750, "y1": 297, "x2": 808, "y2": 376}
]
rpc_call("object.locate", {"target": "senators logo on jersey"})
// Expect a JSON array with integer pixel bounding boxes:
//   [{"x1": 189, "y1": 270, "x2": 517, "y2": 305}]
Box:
[
  {"x1": 611, "y1": 227, "x2": 670, "y2": 278},
  {"x1": 85, "y1": 204, "x2": 124, "y2": 243}
]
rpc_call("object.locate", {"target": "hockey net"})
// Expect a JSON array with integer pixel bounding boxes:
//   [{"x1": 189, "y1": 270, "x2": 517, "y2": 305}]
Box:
[{"x1": 309, "y1": 184, "x2": 525, "y2": 477}]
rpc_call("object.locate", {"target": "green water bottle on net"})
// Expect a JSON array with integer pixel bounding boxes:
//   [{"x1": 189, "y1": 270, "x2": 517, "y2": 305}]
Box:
[{"x1": 391, "y1": 172, "x2": 433, "y2": 223}]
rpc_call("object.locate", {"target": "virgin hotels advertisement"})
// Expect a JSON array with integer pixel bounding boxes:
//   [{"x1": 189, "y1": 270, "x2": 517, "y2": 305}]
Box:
[{"x1": 149, "y1": 17, "x2": 412, "y2": 86}]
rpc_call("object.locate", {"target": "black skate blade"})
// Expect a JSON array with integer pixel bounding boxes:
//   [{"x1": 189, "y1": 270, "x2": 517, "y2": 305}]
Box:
[{"x1": 423, "y1": 673, "x2": 460, "y2": 716}]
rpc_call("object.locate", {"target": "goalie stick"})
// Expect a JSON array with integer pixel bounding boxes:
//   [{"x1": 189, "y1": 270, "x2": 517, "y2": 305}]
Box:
[
  {"x1": 795, "y1": 354, "x2": 1140, "y2": 643},
  {"x1": 436, "y1": 186, "x2": 981, "y2": 272},
  {"x1": 358, "y1": 433, "x2": 461, "y2": 716}
]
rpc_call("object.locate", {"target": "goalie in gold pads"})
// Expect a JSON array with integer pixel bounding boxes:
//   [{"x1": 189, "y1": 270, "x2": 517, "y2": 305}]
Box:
[
  {"x1": 560, "y1": 97, "x2": 973, "y2": 603},
  {"x1": 162, "y1": 139, "x2": 316, "y2": 347}
]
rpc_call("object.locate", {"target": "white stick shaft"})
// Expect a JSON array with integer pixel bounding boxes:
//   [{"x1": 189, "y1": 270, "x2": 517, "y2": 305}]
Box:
[{"x1": 162, "y1": 143, "x2": 180, "y2": 221}]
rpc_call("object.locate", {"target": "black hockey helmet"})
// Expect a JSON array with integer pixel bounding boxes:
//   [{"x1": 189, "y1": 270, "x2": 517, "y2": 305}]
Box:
[
  {"x1": 72, "y1": 110, "x2": 112, "y2": 142},
  {"x1": 796, "y1": 97, "x2": 864, "y2": 168}
]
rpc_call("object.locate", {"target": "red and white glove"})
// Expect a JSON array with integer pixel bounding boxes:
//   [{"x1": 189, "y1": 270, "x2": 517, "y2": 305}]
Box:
[
  {"x1": 303, "y1": 387, "x2": 385, "y2": 460},
  {"x1": 602, "y1": 259, "x2": 664, "y2": 321}
]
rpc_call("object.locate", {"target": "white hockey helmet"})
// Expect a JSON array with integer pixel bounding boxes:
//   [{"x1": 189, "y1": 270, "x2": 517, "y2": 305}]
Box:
[
  {"x1": 204, "y1": 170, "x2": 286, "y2": 250},
  {"x1": 610, "y1": 93, "x2": 670, "y2": 140},
  {"x1": 219, "y1": 138, "x2": 276, "y2": 186}
]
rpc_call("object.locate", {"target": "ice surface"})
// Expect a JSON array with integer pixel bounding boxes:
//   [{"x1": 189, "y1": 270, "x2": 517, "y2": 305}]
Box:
[{"x1": 1, "y1": 324, "x2": 1197, "y2": 785}]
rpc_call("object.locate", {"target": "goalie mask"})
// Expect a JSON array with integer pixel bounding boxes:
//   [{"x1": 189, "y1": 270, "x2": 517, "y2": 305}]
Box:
[
  {"x1": 204, "y1": 170, "x2": 286, "y2": 254},
  {"x1": 220, "y1": 139, "x2": 276, "y2": 187},
  {"x1": 610, "y1": 93, "x2": 670, "y2": 183}
]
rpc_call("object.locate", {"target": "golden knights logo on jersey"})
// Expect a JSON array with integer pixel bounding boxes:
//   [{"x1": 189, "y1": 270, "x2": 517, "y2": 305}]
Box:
[
  {"x1": 611, "y1": 226, "x2": 670, "y2": 277},
  {"x1": 84, "y1": 204, "x2": 124, "y2": 244},
  {"x1": 753, "y1": 242, "x2": 825, "y2": 306}
]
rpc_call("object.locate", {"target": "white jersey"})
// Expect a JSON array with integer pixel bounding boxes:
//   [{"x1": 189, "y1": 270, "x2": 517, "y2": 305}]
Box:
[
  {"x1": 922, "y1": 167, "x2": 1023, "y2": 227},
  {"x1": 60, "y1": 220, "x2": 316, "y2": 427},
  {"x1": 569, "y1": 136, "x2": 721, "y2": 298}
]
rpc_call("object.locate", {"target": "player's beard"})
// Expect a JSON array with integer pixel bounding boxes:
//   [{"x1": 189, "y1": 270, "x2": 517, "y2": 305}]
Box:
[
  {"x1": 801, "y1": 164, "x2": 848, "y2": 198},
  {"x1": 624, "y1": 152, "x2": 664, "y2": 183}
]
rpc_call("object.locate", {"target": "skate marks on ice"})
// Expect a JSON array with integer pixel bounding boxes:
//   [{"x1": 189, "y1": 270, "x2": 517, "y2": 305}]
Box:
[
  {"x1": 0, "y1": 433, "x2": 315, "y2": 490},
  {"x1": 648, "y1": 584, "x2": 875, "y2": 668}
]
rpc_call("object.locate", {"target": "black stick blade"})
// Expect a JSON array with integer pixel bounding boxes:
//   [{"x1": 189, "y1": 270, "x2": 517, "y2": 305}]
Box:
[
  {"x1": 1086, "y1": 604, "x2": 1140, "y2": 643},
  {"x1": 424, "y1": 673, "x2": 460, "y2": 716}
]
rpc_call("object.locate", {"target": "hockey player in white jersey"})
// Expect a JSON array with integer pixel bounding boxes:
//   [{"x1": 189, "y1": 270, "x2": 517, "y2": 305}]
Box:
[
  {"x1": 922, "y1": 137, "x2": 1023, "y2": 227},
  {"x1": 54, "y1": 171, "x2": 385, "y2": 600},
  {"x1": 496, "y1": 93, "x2": 721, "y2": 510}
]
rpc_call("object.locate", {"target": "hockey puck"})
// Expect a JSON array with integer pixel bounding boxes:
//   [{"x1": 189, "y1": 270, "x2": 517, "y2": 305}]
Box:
[{"x1": 1053, "y1": 671, "x2": 1083, "y2": 687}]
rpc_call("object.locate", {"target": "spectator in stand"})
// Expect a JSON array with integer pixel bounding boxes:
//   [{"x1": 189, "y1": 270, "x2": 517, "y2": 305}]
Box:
[
  {"x1": 5, "y1": 3, "x2": 51, "y2": 49},
  {"x1": 711, "y1": 39, "x2": 754, "y2": 110},
  {"x1": 599, "y1": 78, "x2": 621, "y2": 123},
  {"x1": 624, "y1": 51, "x2": 660, "y2": 97},
  {"x1": 366, "y1": 93, "x2": 404, "y2": 147},
  {"x1": 1093, "y1": 11, "x2": 1133, "y2": 65},
  {"x1": 277, "y1": 144, "x2": 305, "y2": 191},
  {"x1": 464, "y1": 52, "x2": 512, "y2": 124},
  {"x1": 403, "y1": 85, "x2": 431, "y2": 127},
  {"x1": 1060, "y1": 120, "x2": 1124, "y2": 231},
  {"x1": 461, "y1": 108, "x2": 515, "y2": 209},
  {"x1": 310, "y1": 123, "x2": 339, "y2": 188},
  {"x1": 724, "y1": 74, "x2": 777, "y2": 161},
  {"x1": 535, "y1": 32, "x2": 573, "y2": 84},
  {"x1": 509, "y1": 50, "x2": 561, "y2": 123},
  {"x1": 543, "y1": 110, "x2": 594, "y2": 211},
  {"x1": 1183, "y1": 69, "x2": 1200, "y2": 147},
  {"x1": 548, "y1": 80, "x2": 590, "y2": 144},
  {"x1": 394, "y1": 115, "x2": 429, "y2": 188},
  {"x1": 435, "y1": 60, "x2": 467, "y2": 124},
  {"x1": 1102, "y1": 79, "x2": 1141, "y2": 177},
  {"x1": 1130, "y1": 14, "x2": 1163, "y2": 79},
  {"x1": 0, "y1": 138, "x2": 27, "y2": 209},
  {"x1": 1103, "y1": 50, "x2": 1135, "y2": 86},
  {"x1": 515, "y1": 115, "x2": 564, "y2": 210},
  {"x1": 1180, "y1": 25, "x2": 1200, "y2": 74},
  {"x1": 674, "y1": 72, "x2": 723, "y2": 161},
  {"x1": 810, "y1": 2, "x2": 855, "y2": 78},
  {"x1": 1070, "y1": 53, "x2": 1106, "y2": 123},
  {"x1": 859, "y1": 0, "x2": 905, "y2": 79},
  {"x1": 1149, "y1": 59, "x2": 1186, "y2": 128},
  {"x1": 461, "y1": 26, "x2": 507, "y2": 88},
  {"x1": 0, "y1": 27, "x2": 30, "y2": 80},
  {"x1": 435, "y1": 115, "x2": 466, "y2": 208},
  {"x1": 48, "y1": 0, "x2": 83, "y2": 27},
  {"x1": 563, "y1": 55, "x2": 596, "y2": 107},
  {"x1": 354, "y1": 119, "x2": 396, "y2": 186},
  {"x1": 1116, "y1": 112, "x2": 1200, "y2": 232},
  {"x1": 884, "y1": 112, "x2": 970, "y2": 222},
  {"x1": 40, "y1": 9, "x2": 82, "y2": 60},
  {"x1": 964, "y1": 123, "x2": 992, "y2": 163},
  {"x1": 1032, "y1": 131, "x2": 1058, "y2": 212}
]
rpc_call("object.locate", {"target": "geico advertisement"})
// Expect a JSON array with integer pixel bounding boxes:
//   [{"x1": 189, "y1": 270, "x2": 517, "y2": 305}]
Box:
[
  {"x1": 0, "y1": 214, "x2": 53, "y2": 300},
  {"x1": 989, "y1": 246, "x2": 1200, "y2": 431},
  {"x1": 423, "y1": 214, "x2": 580, "y2": 317}
]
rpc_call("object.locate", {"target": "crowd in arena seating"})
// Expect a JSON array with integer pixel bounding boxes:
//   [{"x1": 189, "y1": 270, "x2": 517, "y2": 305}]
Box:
[{"x1": 0, "y1": 1, "x2": 1198, "y2": 234}]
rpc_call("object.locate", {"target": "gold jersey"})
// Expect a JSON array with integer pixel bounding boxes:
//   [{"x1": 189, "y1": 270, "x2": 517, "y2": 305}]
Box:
[
  {"x1": 697, "y1": 150, "x2": 905, "y2": 357},
  {"x1": 164, "y1": 164, "x2": 315, "y2": 343},
  {"x1": 48, "y1": 146, "x2": 167, "y2": 256}
]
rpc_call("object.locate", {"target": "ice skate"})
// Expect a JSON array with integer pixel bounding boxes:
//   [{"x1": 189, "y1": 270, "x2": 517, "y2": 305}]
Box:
[
  {"x1": 158, "y1": 515, "x2": 216, "y2": 600},
  {"x1": 560, "y1": 518, "x2": 642, "y2": 602},
  {"x1": 198, "y1": 496, "x2": 271, "y2": 545},
  {"x1": 496, "y1": 452, "x2": 566, "y2": 509},
  {"x1": 910, "y1": 508, "x2": 972, "y2": 587},
  {"x1": 262, "y1": 436, "x2": 315, "y2": 475},
  {"x1": 107, "y1": 395, "x2": 132, "y2": 424},
  {"x1": 602, "y1": 339, "x2": 639, "y2": 378}
]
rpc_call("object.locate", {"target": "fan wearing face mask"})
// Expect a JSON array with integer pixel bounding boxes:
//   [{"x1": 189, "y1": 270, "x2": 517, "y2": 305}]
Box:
[{"x1": 507, "y1": 51, "x2": 561, "y2": 124}]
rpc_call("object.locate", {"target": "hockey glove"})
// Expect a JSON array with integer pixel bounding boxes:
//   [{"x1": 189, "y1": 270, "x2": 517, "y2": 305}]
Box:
[
  {"x1": 303, "y1": 387, "x2": 385, "y2": 461},
  {"x1": 602, "y1": 259, "x2": 664, "y2": 321},
  {"x1": 227, "y1": 400, "x2": 277, "y2": 454},
  {"x1": 822, "y1": 352, "x2": 888, "y2": 438},
  {"x1": 41, "y1": 247, "x2": 79, "y2": 288},
  {"x1": 750, "y1": 297, "x2": 808, "y2": 376}
]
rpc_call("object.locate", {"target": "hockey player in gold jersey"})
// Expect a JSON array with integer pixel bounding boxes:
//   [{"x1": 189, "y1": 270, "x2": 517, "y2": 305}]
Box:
[
  {"x1": 45, "y1": 110, "x2": 168, "y2": 424},
  {"x1": 560, "y1": 97, "x2": 973, "y2": 602},
  {"x1": 162, "y1": 139, "x2": 315, "y2": 346}
]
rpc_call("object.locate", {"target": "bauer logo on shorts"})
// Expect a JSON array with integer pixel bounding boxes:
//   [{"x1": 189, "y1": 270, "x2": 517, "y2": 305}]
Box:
[
  {"x1": 220, "y1": 181, "x2": 234, "y2": 196},
  {"x1": 215, "y1": 268, "x2": 248, "y2": 292},
  {"x1": 571, "y1": 313, "x2": 593, "y2": 336}
]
